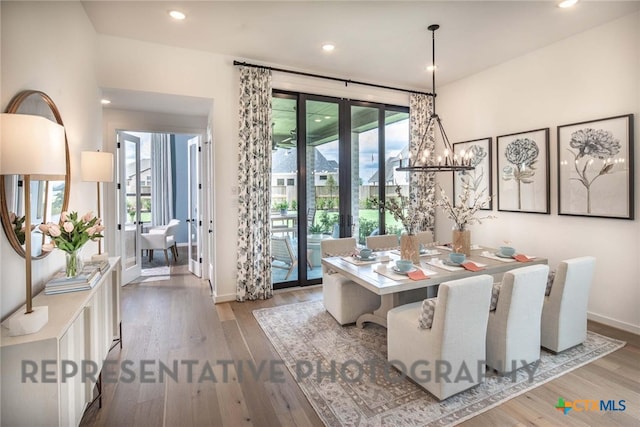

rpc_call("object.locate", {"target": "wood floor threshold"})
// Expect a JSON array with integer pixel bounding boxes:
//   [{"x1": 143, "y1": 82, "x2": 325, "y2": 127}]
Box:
[{"x1": 80, "y1": 266, "x2": 640, "y2": 427}]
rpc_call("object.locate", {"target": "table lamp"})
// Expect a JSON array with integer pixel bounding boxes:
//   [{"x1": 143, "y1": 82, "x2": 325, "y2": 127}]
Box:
[
  {"x1": 1, "y1": 113, "x2": 66, "y2": 336},
  {"x1": 80, "y1": 151, "x2": 114, "y2": 260}
]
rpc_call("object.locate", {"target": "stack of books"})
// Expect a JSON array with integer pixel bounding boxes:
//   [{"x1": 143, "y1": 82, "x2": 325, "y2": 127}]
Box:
[{"x1": 44, "y1": 260, "x2": 108, "y2": 295}]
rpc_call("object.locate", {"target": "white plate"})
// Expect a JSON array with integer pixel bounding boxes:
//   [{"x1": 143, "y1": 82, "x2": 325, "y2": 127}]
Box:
[
  {"x1": 392, "y1": 266, "x2": 417, "y2": 275},
  {"x1": 355, "y1": 254, "x2": 376, "y2": 261},
  {"x1": 443, "y1": 259, "x2": 463, "y2": 266}
]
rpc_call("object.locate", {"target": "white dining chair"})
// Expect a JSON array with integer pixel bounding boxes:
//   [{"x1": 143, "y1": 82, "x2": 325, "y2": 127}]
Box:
[
  {"x1": 486, "y1": 264, "x2": 549, "y2": 374},
  {"x1": 321, "y1": 237, "x2": 380, "y2": 325},
  {"x1": 415, "y1": 231, "x2": 434, "y2": 246},
  {"x1": 541, "y1": 256, "x2": 596, "y2": 353},
  {"x1": 365, "y1": 234, "x2": 399, "y2": 251},
  {"x1": 387, "y1": 275, "x2": 493, "y2": 400}
]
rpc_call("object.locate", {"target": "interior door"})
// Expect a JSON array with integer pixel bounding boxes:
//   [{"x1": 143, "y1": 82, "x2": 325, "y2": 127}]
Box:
[
  {"x1": 204, "y1": 129, "x2": 215, "y2": 290},
  {"x1": 118, "y1": 131, "x2": 142, "y2": 284},
  {"x1": 187, "y1": 136, "x2": 201, "y2": 276}
]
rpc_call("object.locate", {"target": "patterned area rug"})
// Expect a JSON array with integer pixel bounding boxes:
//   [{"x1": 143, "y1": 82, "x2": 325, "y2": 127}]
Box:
[{"x1": 253, "y1": 300, "x2": 625, "y2": 427}]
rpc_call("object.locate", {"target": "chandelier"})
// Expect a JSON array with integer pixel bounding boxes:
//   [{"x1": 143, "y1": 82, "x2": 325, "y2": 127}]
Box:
[{"x1": 397, "y1": 24, "x2": 475, "y2": 173}]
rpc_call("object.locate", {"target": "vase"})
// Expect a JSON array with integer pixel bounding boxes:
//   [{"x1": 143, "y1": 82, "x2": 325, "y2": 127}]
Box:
[
  {"x1": 65, "y1": 249, "x2": 83, "y2": 278},
  {"x1": 400, "y1": 233, "x2": 420, "y2": 264},
  {"x1": 452, "y1": 228, "x2": 471, "y2": 256}
]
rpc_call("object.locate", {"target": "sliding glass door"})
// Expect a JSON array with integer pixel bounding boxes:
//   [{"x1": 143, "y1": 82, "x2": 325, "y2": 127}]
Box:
[{"x1": 271, "y1": 91, "x2": 409, "y2": 289}]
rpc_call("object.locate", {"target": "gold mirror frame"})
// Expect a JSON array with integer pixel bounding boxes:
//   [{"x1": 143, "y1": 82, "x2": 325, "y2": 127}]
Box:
[{"x1": 0, "y1": 90, "x2": 71, "y2": 259}]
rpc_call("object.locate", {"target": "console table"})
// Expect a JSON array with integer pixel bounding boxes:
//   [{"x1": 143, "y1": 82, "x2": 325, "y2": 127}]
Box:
[{"x1": 1, "y1": 257, "x2": 121, "y2": 426}]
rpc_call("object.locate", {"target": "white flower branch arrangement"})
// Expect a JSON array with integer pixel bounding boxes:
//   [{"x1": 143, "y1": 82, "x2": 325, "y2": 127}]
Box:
[
  {"x1": 385, "y1": 185, "x2": 429, "y2": 235},
  {"x1": 436, "y1": 184, "x2": 494, "y2": 231}
]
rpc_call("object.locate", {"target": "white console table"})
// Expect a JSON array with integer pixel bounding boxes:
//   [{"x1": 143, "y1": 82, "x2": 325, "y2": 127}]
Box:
[{"x1": 1, "y1": 257, "x2": 121, "y2": 426}]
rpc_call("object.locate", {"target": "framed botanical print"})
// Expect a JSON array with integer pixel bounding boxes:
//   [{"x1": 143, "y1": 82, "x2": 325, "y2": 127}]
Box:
[
  {"x1": 452, "y1": 137, "x2": 492, "y2": 210},
  {"x1": 558, "y1": 114, "x2": 634, "y2": 219},
  {"x1": 496, "y1": 128, "x2": 550, "y2": 214}
]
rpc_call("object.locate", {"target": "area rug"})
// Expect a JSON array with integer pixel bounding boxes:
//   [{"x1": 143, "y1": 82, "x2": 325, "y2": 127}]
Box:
[{"x1": 253, "y1": 300, "x2": 625, "y2": 427}]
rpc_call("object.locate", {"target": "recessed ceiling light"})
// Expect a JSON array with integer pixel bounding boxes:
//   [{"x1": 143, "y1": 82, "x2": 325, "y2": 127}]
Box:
[
  {"x1": 558, "y1": 0, "x2": 579, "y2": 8},
  {"x1": 169, "y1": 10, "x2": 186, "y2": 20},
  {"x1": 100, "y1": 99, "x2": 111, "y2": 105},
  {"x1": 314, "y1": 118, "x2": 322, "y2": 122},
  {"x1": 324, "y1": 116, "x2": 331, "y2": 119},
  {"x1": 426, "y1": 65, "x2": 438, "y2": 72},
  {"x1": 322, "y1": 44, "x2": 335, "y2": 52}
]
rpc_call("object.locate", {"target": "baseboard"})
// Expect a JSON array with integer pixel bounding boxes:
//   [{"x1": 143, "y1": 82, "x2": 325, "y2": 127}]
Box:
[
  {"x1": 588, "y1": 311, "x2": 640, "y2": 335},
  {"x1": 213, "y1": 292, "x2": 236, "y2": 303}
]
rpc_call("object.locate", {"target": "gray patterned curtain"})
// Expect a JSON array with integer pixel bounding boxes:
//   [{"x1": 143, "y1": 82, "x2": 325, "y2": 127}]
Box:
[
  {"x1": 236, "y1": 66, "x2": 273, "y2": 301},
  {"x1": 409, "y1": 94, "x2": 436, "y2": 233},
  {"x1": 150, "y1": 133, "x2": 173, "y2": 227}
]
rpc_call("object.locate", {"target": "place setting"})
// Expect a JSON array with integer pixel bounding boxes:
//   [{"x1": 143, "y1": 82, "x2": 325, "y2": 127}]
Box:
[
  {"x1": 391, "y1": 243, "x2": 441, "y2": 257},
  {"x1": 375, "y1": 259, "x2": 438, "y2": 281},
  {"x1": 480, "y1": 244, "x2": 536, "y2": 263},
  {"x1": 426, "y1": 252, "x2": 487, "y2": 272},
  {"x1": 342, "y1": 248, "x2": 390, "y2": 266}
]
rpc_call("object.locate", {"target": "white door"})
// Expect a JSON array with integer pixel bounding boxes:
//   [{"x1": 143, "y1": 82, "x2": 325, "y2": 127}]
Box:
[
  {"x1": 187, "y1": 136, "x2": 201, "y2": 276},
  {"x1": 118, "y1": 131, "x2": 142, "y2": 284},
  {"x1": 203, "y1": 130, "x2": 215, "y2": 292}
]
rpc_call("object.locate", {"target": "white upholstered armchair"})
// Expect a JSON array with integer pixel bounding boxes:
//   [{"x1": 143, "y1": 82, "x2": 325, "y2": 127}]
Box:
[
  {"x1": 486, "y1": 264, "x2": 549, "y2": 374},
  {"x1": 387, "y1": 275, "x2": 493, "y2": 400},
  {"x1": 321, "y1": 237, "x2": 380, "y2": 325},
  {"x1": 541, "y1": 256, "x2": 596, "y2": 353},
  {"x1": 141, "y1": 219, "x2": 180, "y2": 265}
]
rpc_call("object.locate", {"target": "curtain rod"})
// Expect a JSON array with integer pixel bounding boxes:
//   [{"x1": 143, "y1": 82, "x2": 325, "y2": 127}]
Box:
[{"x1": 233, "y1": 60, "x2": 434, "y2": 97}]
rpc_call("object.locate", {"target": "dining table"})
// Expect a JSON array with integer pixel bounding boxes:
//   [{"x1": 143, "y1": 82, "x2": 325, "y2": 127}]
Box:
[{"x1": 321, "y1": 245, "x2": 548, "y2": 328}]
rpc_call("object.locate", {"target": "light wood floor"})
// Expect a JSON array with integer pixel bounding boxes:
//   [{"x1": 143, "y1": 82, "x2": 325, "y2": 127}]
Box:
[{"x1": 81, "y1": 265, "x2": 640, "y2": 427}]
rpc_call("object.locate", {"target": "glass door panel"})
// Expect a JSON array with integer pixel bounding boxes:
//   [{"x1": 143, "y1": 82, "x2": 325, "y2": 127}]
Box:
[
  {"x1": 350, "y1": 105, "x2": 380, "y2": 245},
  {"x1": 307, "y1": 98, "x2": 340, "y2": 280},
  {"x1": 271, "y1": 96, "x2": 300, "y2": 285},
  {"x1": 383, "y1": 110, "x2": 411, "y2": 234},
  {"x1": 118, "y1": 131, "x2": 142, "y2": 284},
  {"x1": 187, "y1": 136, "x2": 201, "y2": 276}
]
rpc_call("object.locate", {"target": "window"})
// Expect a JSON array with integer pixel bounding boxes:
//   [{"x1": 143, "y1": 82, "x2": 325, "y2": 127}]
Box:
[
  {"x1": 276, "y1": 178, "x2": 284, "y2": 186},
  {"x1": 287, "y1": 178, "x2": 295, "y2": 186}
]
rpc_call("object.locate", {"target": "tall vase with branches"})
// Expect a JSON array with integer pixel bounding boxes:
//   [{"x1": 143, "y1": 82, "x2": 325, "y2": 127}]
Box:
[{"x1": 436, "y1": 184, "x2": 493, "y2": 256}]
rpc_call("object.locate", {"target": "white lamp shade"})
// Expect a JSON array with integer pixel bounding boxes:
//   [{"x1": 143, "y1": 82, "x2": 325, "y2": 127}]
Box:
[
  {"x1": 0, "y1": 113, "x2": 66, "y2": 176},
  {"x1": 81, "y1": 151, "x2": 114, "y2": 182}
]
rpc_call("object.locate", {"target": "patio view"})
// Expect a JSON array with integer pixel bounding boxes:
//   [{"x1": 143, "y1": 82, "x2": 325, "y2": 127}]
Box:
[{"x1": 270, "y1": 94, "x2": 410, "y2": 285}]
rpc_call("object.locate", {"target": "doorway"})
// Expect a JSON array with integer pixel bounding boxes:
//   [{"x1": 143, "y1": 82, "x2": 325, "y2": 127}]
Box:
[{"x1": 117, "y1": 130, "x2": 203, "y2": 284}]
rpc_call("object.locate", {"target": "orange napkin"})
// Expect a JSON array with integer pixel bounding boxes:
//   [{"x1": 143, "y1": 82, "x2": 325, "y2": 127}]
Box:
[
  {"x1": 461, "y1": 261, "x2": 484, "y2": 272},
  {"x1": 407, "y1": 269, "x2": 429, "y2": 280},
  {"x1": 514, "y1": 254, "x2": 533, "y2": 262}
]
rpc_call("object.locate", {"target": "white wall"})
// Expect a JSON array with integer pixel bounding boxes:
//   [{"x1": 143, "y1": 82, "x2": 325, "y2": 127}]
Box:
[
  {"x1": 434, "y1": 12, "x2": 640, "y2": 333},
  {"x1": 0, "y1": 2, "x2": 102, "y2": 319}
]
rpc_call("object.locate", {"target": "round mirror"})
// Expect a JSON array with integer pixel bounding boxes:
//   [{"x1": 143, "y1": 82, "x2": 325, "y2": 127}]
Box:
[{"x1": 0, "y1": 90, "x2": 71, "y2": 259}]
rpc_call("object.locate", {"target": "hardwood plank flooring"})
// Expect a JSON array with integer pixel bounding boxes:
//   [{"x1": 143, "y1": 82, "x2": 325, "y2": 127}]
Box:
[{"x1": 81, "y1": 268, "x2": 639, "y2": 427}]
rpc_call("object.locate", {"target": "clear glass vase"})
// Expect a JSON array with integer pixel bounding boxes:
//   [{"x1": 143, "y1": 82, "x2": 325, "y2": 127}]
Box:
[
  {"x1": 452, "y1": 228, "x2": 471, "y2": 256},
  {"x1": 400, "y1": 232, "x2": 420, "y2": 264},
  {"x1": 65, "y1": 249, "x2": 83, "y2": 278}
]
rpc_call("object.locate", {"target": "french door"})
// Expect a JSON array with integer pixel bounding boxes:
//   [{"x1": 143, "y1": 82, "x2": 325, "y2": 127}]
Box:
[
  {"x1": 271, "y1": 91, "x2": 409, "y2": 289},
  {"x1": 117, "y1": 131, "x2": 142, "y2": 284},
  {"x1": 187, "y1": 136, "x2": 201, "y2": 277}
]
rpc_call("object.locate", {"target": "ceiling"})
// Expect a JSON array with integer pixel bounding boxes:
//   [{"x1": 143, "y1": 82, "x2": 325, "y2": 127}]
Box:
[{"x1": 83, "y1": 1, "x2": 640, "y2": 114}]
